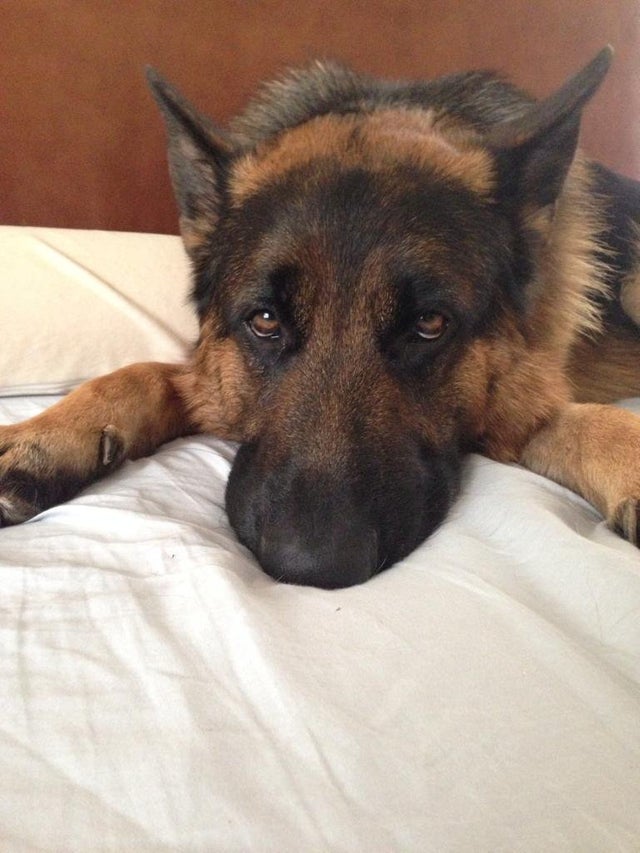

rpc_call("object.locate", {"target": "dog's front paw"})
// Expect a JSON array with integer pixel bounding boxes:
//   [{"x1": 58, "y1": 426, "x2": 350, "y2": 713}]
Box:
[
  {"x1": 0, "y1": 422, "x2": 124, "y2": 525},
  {"x1": 611, "y1": 498, "x2": 640, "y2": 547}
]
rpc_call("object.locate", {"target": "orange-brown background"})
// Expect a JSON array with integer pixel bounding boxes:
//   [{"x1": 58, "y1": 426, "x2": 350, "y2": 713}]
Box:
[{"x1": 3, "y1": 0, "x2": 639, "y2": 234}]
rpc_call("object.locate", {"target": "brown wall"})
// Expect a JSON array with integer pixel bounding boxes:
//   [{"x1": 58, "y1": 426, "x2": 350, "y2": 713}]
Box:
[{"x1": 3, "y1": 0, "x2": 640, "y2": 234}]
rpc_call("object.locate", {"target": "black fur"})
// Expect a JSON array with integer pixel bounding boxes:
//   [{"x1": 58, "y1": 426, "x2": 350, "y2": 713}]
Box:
[
  {"x1": 229, "y1": 61, "x2": 533, "y2": 148},
  {"x1": 590, "y1": 162, "x2": 640, "y2": 332}
]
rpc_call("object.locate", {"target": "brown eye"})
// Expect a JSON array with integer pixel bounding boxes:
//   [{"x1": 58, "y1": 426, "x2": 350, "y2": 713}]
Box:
[
  {"x1": 416, "y1": 312, "x2": 448, "y2": 341},
  {"x1": 248, "y1": 310, "x2": 281, "y2": 339}
]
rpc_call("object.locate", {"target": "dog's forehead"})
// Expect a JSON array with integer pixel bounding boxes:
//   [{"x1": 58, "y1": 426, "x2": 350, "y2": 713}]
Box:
[
  {"x1": 230, "y1": 108, "x2": 495, "y2": 202},
  {"x1": 217, "y1": 109, "x2": 507, "y2": 331}
]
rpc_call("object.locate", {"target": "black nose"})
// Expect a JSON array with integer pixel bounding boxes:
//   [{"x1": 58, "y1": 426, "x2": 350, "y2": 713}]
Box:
[
  {"x1": 226, "y1": 445, "x2": 381, "y2": 589},
  {"x1": 226, "y1": 440, "x2": 460, "y2": 589},
  {"x1": 258, "y1": 518, "x2": 380, "y2": 589}
]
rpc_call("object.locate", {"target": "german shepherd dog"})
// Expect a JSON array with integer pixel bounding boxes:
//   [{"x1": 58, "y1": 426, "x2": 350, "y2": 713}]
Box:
[{"x1": 2, "y1": 47, "x2": 640, "y2": 587}]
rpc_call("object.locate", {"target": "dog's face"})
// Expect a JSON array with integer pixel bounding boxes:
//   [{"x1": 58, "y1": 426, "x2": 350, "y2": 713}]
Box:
[
  {"x1": 221, "y1": 117, "x2": 505, "y2": 587},
  {"x1": 148, "y1": 51, "x2": 610, "y2": 587}
]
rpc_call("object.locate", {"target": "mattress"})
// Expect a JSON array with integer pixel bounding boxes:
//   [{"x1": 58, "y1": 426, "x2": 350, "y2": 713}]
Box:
[{"x1": 1, "y1": 229, "x2": 639, "y2": 851}]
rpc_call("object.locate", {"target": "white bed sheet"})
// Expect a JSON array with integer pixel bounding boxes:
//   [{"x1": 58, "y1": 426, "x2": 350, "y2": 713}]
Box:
[{"x1": 1, "y1": 394, "x2": 639, "y2": 852}]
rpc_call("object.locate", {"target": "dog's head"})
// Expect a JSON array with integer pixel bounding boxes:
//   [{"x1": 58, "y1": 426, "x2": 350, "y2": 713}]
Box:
[{"x1": 148, "y1": 49, "x2": 611, "y2": 588}]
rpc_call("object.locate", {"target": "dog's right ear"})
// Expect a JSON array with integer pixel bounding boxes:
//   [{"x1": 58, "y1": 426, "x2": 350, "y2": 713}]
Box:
[
  {"x1": 486, "y1": 47, "x2": 613, "y2": 210},
  {"x1": 146, "y1": 69, "x2": 234, "y2": 258}
]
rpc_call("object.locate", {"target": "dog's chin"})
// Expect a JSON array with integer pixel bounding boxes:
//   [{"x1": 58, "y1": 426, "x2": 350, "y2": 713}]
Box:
[
  {"x1": 225, "y1": 442, "x2": 461, "y2": 589},
  {"x1": 258, "y1": 542, "x2": 381, "y2": 589}
]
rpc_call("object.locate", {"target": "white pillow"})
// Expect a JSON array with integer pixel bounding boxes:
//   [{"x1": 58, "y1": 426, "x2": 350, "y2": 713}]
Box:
[{"x1": 0, "y1": 227, "x2": 198, "y2": 396}]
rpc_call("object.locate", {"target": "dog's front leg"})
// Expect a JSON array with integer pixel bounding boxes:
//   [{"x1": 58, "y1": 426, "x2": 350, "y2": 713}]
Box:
[
  {"x1": 520, "y1": 402, "x2": 640, "y2": 545},
  {"x1": 0, "y1": 362, "x2": 195, "y2": 525}
]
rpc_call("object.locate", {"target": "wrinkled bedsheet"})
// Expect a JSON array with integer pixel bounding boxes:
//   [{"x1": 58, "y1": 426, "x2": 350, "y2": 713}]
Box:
[{"x1": 1, "y1": 395, "x2": 639, "y2": 852}]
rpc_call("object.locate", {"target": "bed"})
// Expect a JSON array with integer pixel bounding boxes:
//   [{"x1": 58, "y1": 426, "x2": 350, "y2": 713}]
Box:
[{"x1": 1, "y1": 226, "x2": 639, "y2": 851}]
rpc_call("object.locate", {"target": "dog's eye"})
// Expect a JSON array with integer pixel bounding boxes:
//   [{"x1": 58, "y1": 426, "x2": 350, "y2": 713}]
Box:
[
  {"x1": 247, "y1": 310, "x2": 281, "y2": 339},
  {"x1": 416, "y1": 312, "x2": 448, "y2": 341}
]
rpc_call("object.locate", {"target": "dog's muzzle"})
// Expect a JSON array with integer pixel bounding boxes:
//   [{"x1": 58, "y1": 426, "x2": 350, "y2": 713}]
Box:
[{"x1": 225, "y1": 440, "x2": 460, "y2": 589}]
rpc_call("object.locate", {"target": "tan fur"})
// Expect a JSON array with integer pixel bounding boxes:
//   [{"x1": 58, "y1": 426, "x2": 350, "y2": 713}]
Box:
[
  {"x1": 177, "y1": 317, "x2": 261, "y2": 441},
  {"x1": 230, "y1": 110, "x2": 495, "y2": 202},
  {"x1": 430, "y1": 157, "x2": 609, "y2": 463},
  {"x1": 13, "y1": 362, "x2": 190, "y2": 458},
  {"x1": 0, "y1": 362, "x2": 191, "y2": 523},
  {"x1": 474, "y1": 332, "x2": 571, "y2": 462},
  {"x1": 620, "y1": 240, "x2": 640, "y2": 325},
  {"x1": 568, "y1": 330, "x2": 640, "y2": 403},
  {"x1": 521, "y1": 403, "x2": 640, "y2": 541},
  {"x1": 451, "y1": 157, "x2": 614, "y2": 463},
  {"x1": 179, "y1": 215, "x2": 214, "y2": 254},
  {"x1": 522, "y1": 158, "x2": 609, "y2": 351}
]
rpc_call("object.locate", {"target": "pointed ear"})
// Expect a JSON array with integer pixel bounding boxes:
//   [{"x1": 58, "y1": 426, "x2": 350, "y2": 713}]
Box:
[
  {"x1": 146, "y1": 68, "x2": 234, "y2": 257},
  {"x1": 488, "y1": 47, "x2": 613, "y2": 209}
]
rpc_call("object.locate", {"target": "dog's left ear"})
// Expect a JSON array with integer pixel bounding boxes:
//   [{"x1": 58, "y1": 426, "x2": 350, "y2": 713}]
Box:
[
  {"x1": 488, "y1": 46, "x2": 613, "y2": 208},
  {"x1": 147, "y1": 69, "x2": 234, "y2": 257}
]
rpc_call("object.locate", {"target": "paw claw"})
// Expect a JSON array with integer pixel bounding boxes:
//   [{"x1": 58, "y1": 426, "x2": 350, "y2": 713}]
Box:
[
  {"x1": 0, "y1": 494, "x2": 36, "y2": 526},
  {"x1": 0, "y1": 419, "x2": 127, "y2": 528},
  {"x1": 99, "y1": 425, "x2": 124, "y2": 469},
  {"x1": 612, "y1": 498, "x2": 639, "y2": 547}
]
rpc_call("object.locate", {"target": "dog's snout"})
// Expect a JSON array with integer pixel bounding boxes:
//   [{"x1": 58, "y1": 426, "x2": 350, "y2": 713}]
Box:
[
  {"x1": 226, "y1": 439, "x2": 460, "y2": 588},
  {"x1": 226, "y1": 444, "x2": 382, "y2": 588}
]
